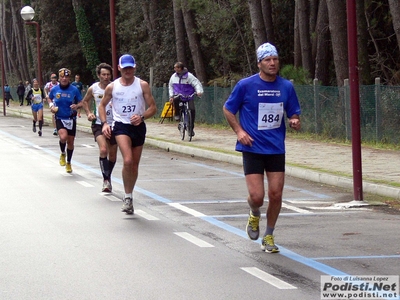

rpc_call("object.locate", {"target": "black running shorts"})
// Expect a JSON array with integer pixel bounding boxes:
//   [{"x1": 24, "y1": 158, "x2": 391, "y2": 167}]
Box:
[{"x1": 242, "y1": 152, "x2": 285, "y2": 175}]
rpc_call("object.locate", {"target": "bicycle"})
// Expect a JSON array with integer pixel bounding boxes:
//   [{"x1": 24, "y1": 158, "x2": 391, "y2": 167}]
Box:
[{"x1": 173, "y1": 93, "x2": 196, "y2": 142}]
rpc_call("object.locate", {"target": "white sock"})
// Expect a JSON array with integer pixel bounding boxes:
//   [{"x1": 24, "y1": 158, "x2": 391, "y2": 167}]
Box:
[{"x1": 125, "y1": 193, "x2": 133, "y2": 199}]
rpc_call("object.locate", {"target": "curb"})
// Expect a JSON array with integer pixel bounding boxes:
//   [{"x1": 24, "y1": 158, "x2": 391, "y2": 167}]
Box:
[{"x1": 4, "y1": 105, "x2": 400, "y2": 201}]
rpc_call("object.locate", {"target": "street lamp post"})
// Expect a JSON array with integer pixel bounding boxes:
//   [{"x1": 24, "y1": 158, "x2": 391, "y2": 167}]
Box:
[{"x1": 21, "y1": 6, "x2": 43, "y2": 88}]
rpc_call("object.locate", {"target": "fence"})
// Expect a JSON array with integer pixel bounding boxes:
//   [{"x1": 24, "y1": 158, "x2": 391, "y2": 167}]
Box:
[
  {"x1": 2, "y1": 79, "x2": 399, "y2": 144},
  {"x1": 152, "y1": 79, "x2": 400, "y2": 145}
]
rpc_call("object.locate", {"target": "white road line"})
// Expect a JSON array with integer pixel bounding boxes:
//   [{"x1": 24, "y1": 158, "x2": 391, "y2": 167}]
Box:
[
  {"x1": 174, "y1": 232, "x2": 214, "y2": 248},
  {"x1": 135, "y1": 209, "x2": 159, "y2": 220},
  {"x1": 81, "y1": 144, "x2": 96, "y2": 148},
  {"x1": 76, "y1": 181, "x2": 94, "y2": 187},
  {"x1": 168, "y1": 203, "x2": 205, "y2": 217},
  {"x1": 103, "y1": 195, "x2": 121, "y2": 202},
  {"x1": 282, "y1": 202, "x2": 313, "y2": 214},
  {"x1": 241, "y1": 267, "x2": 297, "y2": 290},
  {"x1": 286, "y1": 200, "x2": 333, "y2": 205}
]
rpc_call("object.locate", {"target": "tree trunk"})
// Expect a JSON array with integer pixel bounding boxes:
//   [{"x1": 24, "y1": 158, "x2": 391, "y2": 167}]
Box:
[
  {"x1": 297, "y1": 0, "x2": 314, "y2": 78},
  {"x1": 172, "y1": 0, "x2": 187, "y2": 65},
  {"x1": 309, "y1": 0, "x2": 319, "y2": 60},
  {"x1": 357, "y1": 0, "x2": 372, "y2": 84},
  {"x1": 10, "y1": 1, "x2": 29, "y2": 82},
  {"x1": 314, "y1": 0, "x2": 330, "y2": 85},
  {"x1": 181, "y1": 0, "x2": 207, "y2": 84},
  {"x1": 294, "y1": 0, "x2": 302, "y2": 68},
  {"x1": 71, "y1": 0, "x2": 100, "y2": 79},
  {"x1": 261, "y1": 0, "x2": 275, "y2": 44},
  {"x1": 388, "y1": 0, "x2": 400, "y2": 61},
  {"x1": 326, "y1": 0, "x2": 348, "y2": 86},
  {"x1": 247, "y1": 0, "x2": 267, "y2": 48},
  {"x1": 140, "y1": 0, "x2": 159, "y2": 63}
]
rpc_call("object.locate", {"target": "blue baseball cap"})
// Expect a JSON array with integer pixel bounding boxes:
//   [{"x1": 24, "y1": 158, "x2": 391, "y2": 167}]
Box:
[
  {"x1": 119, "y1": 54, "x2": 136, "y2": 68},
  {"x1": 256, "y1": 43, "x2": 278, "y2": 62}
]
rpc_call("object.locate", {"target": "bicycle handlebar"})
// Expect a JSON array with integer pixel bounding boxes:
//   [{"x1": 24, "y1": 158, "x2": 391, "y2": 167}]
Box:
[{"x1": 173, "y1": 93, "x2": 197, "y2": 101}]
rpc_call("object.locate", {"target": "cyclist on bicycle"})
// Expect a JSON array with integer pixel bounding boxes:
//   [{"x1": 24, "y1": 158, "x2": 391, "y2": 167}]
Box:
[{"x1": 168, "y1": 62, "x2": 203, "y2": 135}]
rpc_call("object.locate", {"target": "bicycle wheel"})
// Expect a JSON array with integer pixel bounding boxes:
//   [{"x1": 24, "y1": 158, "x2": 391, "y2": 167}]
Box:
[
  {"x1": 187, "y1": 109, "x2": 193, "y2": 142},
  {"x1": 179, "y1": 110, "x2": 185, "y2": 140}
]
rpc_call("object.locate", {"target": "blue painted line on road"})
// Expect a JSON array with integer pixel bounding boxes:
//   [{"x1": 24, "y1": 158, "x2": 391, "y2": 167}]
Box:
[{"x1": 200, "y1": 216, "x2": 348, "y2": 276}]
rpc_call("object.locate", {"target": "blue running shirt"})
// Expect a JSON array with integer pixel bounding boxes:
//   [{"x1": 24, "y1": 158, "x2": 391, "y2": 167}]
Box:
[
  {"x1": 49, "y1": 84, "x2": 82, "y2": 120},
  {"x1": 224, "y1": 74, "x2": 301, "y2": 154}
]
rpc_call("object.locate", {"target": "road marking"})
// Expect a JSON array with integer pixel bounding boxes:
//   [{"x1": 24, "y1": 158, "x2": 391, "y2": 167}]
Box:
[
  {"x1": 76, "y1": 181, "x2": 94, "y2": 187},
  {"x1": 135, "y1": 209, "x2": 159, "y2": 220},
  {"x1": 81, "y1": 144, "x2": 96, "y2": 148},
  {"x1": 103, "y1": 195, "x2": 121, "y2": 202},
  {"x1": 240, "y1": 267, "x2": 297, "y2": 289},
  {"x1": 286, "y1": 200, "x2": 333, "y2": 205},
  {"x1": 168, "y1": 203, "x2": 205, "y2": 217},
  {"x1": 282, "y1": 202, "x2": 313, "y2": 214},
  {"x1": 174, "y1": 232, "x2": 214, "y2": 248}
]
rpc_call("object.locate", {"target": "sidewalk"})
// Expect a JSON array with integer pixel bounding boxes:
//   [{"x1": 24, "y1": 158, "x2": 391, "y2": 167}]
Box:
[{"x1": 2, "y1": 101, "x2": 400, "y2": 201}]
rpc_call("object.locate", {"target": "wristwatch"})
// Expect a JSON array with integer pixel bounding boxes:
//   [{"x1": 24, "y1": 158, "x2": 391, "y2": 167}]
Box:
[
  {"x1": 140, "y1": 115, "x2": 145, "y2": 122},
  {"x1": 101, "y1": 121, "x2": 106, "y2": 126}
]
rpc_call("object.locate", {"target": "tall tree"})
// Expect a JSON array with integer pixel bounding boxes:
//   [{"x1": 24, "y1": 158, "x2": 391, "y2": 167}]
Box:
[
  {"x1": 388, "y1": 0, "x2": 400, "y2": 61},
  {"x1": 172, "y1": 0, "x2": 187, "y2": 65},
  {"x1": 140, "y1": 0, "x2": 159, "y2": 65},
  {"x1": 326, "y1": 0, "x2": 348, "y2": 86},
  {"x1": 293, "y1": 0, "x2": 302, "y2": 68},
  {"x1": 314, "y1": 0, "x2": 331, "y2": 85},
  {"x1": 261, "y1": 0, "x2": 275, "y2": 44},
  {"x1": 247, "y1": 0, "x2": 267, "y2": 48},
  {"x1": 71, "y1": 0, "x2": 100, "y2": 79},
  {"x1": 181, "y1": 0, "x2": 207, "y2": 84},
  {"x1": 297, "y1": 0, "x2": 314, "y2": 78},
  {"x1": 356, "y1": 0, "x2": 372, "y2": 84}
]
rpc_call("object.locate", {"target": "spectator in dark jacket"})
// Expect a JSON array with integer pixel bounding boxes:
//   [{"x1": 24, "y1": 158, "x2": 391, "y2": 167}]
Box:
[{"x1": 17, "y1": 81, "x2": 25, "y2": 106}]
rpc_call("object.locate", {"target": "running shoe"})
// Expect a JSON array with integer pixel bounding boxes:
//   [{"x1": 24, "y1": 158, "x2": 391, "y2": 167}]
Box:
[
  {"x1": 121, "y1": 197, "x2": 134, "y2": 214},
  {"x1": 38, "y1": 130, "x2": 42, "y2": 137},
  {"x1": 32, "y1": 124, "x2": 36, "y2": 133},
  {"x1": 66, "y1": 162, "x2": 72, "y2": 173},
  {"x1": 246, "y1": 211, "x2": 260, "y2": 240},
  {"x1": 59, "y1": 153, "x2": 66, "y2": 166},
  {"x1": 53, "y1": 129, "x2": 58, "y2": 136},
  {"x1": 261, "y1": 235, "x2": 280, "y2": 253},
  {"x1": 102, "y1": 180, "x2": 112, "y2": 193}
]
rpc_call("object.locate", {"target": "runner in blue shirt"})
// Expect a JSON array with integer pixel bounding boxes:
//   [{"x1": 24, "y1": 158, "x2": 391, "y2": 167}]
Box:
[
  {"x1": 48, "y1": 68, "x2": 83, "y2": 173},
  {"x1": 223, "y1": 42, "x2": 301, "y2": 253}
]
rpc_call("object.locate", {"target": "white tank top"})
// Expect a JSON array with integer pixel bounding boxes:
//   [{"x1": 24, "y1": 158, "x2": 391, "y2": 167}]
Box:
[
  {"x1": 92, "y1": 82, "x2": 113, "y2": 125},
  {"x1": 112, "y1": 77, "x2": 145, "y2": 124}
]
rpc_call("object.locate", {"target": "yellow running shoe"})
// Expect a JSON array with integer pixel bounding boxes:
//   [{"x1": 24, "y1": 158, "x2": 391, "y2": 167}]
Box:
[
  {"x1": 59, "y1": 153, "x2": 66, "y2": 166},
  {"x1": 246, "y1": 211, "x2": 260, "y2": 240},
  {"x1": 66, "y1": 162, "x2": 72, "y2": 173},
  {"x1": 261, "y1": 235, "x2": 280, "y2": 253}
]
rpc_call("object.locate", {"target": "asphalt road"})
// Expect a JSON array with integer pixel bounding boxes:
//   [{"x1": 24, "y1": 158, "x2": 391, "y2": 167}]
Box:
[{"x1": 0, "y1": 117, "x2": 399, "y2": 300}]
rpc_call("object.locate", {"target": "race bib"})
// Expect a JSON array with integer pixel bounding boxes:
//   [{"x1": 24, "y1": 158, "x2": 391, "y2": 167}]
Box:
[
  {"x1": 33, "y1": 94, "x2": 42, "y2": 104},
  {"x1": 114, "y1": 97, "x2": 138, "y2": 118},
  {"x1": 258, "y1": 102, "x2": 284, "y2": 130},
  {"x1": 61, "y1": 119, "x2": 73, "y2": 130}
]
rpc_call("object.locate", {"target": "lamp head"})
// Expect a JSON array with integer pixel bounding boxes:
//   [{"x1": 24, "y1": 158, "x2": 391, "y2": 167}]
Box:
[{"x1": 21, "y1": 6, "x2": 35, "y2": 21}]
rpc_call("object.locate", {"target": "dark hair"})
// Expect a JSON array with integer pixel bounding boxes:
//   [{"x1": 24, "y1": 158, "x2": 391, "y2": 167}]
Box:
[
  {"x1": 174, "y1": 62, "x2": 184, "y2": 69},
  {"x1": 96, "y1": 63, "x2": 113, "y2": 77}
]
